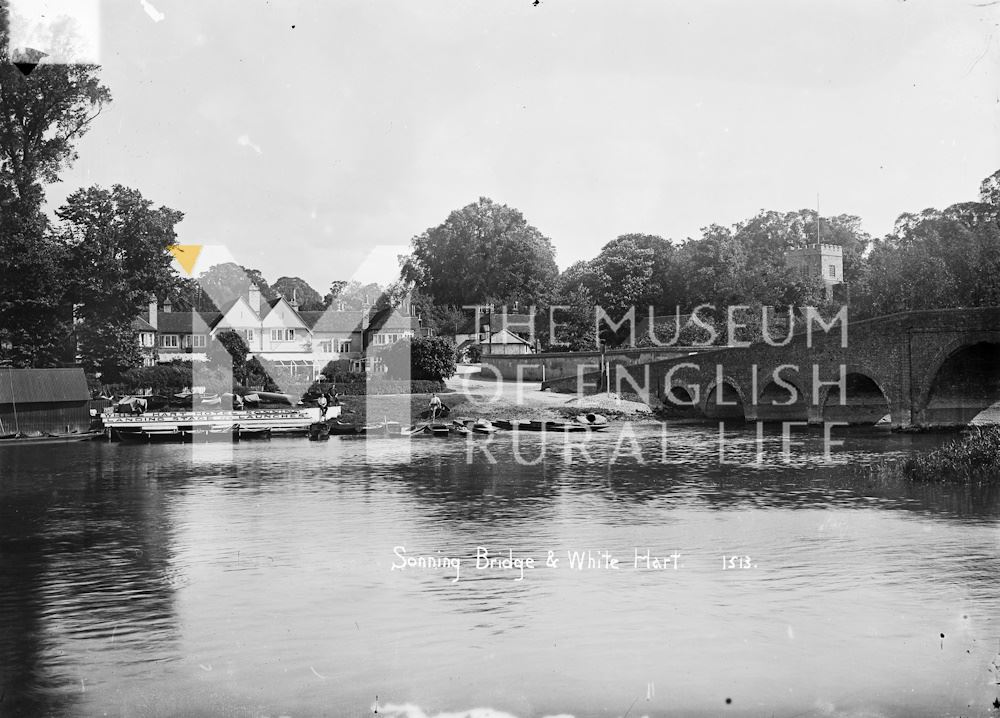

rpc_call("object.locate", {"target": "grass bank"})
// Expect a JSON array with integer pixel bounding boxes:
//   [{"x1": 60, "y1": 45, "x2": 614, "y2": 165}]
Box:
[{"x1": 864, "y1": 427, "x2": 1000, "y2": 483}]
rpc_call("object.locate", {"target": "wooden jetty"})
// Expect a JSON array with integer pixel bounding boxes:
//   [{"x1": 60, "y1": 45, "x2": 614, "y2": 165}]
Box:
[{"x1": 102, "y1": 406, "x2": 333, "y2": 442}]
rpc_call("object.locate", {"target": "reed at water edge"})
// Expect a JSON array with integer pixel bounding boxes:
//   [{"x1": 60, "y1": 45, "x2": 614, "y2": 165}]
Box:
[{"x1": 863, "y1": 426, "x2": 1000, "y2": 483}]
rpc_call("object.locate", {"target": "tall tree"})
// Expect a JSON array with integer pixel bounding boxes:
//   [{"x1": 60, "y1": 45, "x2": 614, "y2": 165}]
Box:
[
  {"x1": 401, "y1": 197, "x2": 559, "y2": 307},
  {"x1": 56, "y1": 184, "x2": 183, "y2": 379},
  {"x1": 0, "y1": 2, "x2": 111, "y2": 210},
  {"x1": 0, "y1": 2, "x2": 112, "y2": 365}
]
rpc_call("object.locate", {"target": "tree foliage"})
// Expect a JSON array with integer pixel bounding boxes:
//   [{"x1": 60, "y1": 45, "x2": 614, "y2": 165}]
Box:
[
  {"x1": 0, "y1": 3, "x2": 112, "y2": 366},
  {"x1": 853, "y1": 184, "x2": 1000, "y2": 318},
  {"x1": 273, "y1": 276, "x2": 324, "y2": 311},
  {"x1": 401, "y1": 197, "x2": 559, "y2": 307},
  {"x1": 56, "y1": 184, "x2": 182, "y2": 379},
  {"x1": 197, "y1": 263, "x2": 277, "y2": 310},
  {"x1": 0, "y1": 3, "x2": 112, "y2": 210},
  {"x1": 380, "y1": 336, "x2": 457, "y2": 381}
]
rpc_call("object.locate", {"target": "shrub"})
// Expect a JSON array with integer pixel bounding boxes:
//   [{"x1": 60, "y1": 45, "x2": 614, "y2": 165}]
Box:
[
  {"x1": 304, "y1": 379, "x2": 446, "y2": 396},
  {"x1": 466, "y1": 344, "x2": 483, "y2": 363},
  {"x1": 380, "y1": 336, "x2": 457, "y2": 381},
  {"x1": 320, "y1": 359, "x2": 355, "y2": 380},
  {"x1": 120, "y1": 364, "x2": 193, "y2": 394}
]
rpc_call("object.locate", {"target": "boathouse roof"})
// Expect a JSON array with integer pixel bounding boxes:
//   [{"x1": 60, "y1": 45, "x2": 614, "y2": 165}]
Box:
[{"x1": 0, "y1": 368, "x2": 90, "y2": 404}]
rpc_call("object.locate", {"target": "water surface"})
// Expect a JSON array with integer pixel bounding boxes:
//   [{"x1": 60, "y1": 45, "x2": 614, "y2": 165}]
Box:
[{"x1": 1, "y1": 424, "x2": 998, "y2": 717}]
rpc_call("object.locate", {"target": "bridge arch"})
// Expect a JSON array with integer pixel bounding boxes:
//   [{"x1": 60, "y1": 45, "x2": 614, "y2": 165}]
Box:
[
  {"x1": 917, "y1": 334, "x2": 1000, "y2": 426},
  {"x1": 819, "y1": 365, "x2": 893, "y2": 426},
  {"x1": 702, "y1": 375, "x2": 747, "y2": 421},
  {"x1": 664, "y1": 385, "x2": 696, "y2": 406},
  {"x1": 755, "y1": 369, "x2": 809, "y2": 422}
]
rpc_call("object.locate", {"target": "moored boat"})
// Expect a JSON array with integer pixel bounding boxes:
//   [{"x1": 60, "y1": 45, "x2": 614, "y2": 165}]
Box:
[{"x1": 492, "y1": 419, "x2": 596, "y2": 432}]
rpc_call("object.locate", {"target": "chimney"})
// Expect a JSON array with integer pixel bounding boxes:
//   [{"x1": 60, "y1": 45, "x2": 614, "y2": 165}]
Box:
[
  {"x1": 248, "y1": 284, "x2": 261, "y2": 314},
  {"x1": 148, "y1": 298, "x2": 158, "y2": 329},
  {"x1": 163, "y1": 299, "x2": 172, "y2": 313},
  {"x1": 290, "y1": 288, "x2": 299, "y2": 310}
]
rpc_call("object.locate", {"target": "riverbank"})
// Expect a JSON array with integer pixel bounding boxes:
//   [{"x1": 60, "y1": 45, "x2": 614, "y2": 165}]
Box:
[
  {"x1": 336, "y1": 374, "x2": 654, "y2": 425},
  {"x1": 864, "y1": 426, "x2": 1000, "y2": 483}
]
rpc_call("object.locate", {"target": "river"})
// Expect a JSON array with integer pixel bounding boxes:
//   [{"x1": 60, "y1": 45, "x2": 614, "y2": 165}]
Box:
[{"x1": 1, "y1": 423, "x2": 998, "y2": 717}]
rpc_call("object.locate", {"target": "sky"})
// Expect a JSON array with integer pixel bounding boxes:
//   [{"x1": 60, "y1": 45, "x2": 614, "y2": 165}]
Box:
[{"x1": 12, "y1": 0, "x2": 1000, "y2": 292}]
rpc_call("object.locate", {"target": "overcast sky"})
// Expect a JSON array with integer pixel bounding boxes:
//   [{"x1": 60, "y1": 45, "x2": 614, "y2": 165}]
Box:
[{"x1": 21, "y1": 0, "x2": 1000, "y2": 291}]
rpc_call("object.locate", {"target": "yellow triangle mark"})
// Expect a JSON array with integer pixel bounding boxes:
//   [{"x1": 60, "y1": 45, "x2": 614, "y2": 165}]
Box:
[{"x1": 169, "y1": 244, "x2": 203, "y2": 275}]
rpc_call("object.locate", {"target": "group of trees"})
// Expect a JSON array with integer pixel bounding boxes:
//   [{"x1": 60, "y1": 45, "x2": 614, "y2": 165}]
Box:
[
  {"x1": 4, "y1": 0, "x2": 998, "y2": 379},
  {"x1": 396, "y1": 173, "x2": 1000, "y2": 351},
  {"x1": 0, "y1": 6, "x2": 182, "y2": 379}
]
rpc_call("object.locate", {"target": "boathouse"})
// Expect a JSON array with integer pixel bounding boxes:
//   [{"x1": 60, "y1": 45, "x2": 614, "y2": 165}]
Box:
[{"x1": 0, "y1": 368, "x2": 92, "y2": 435}]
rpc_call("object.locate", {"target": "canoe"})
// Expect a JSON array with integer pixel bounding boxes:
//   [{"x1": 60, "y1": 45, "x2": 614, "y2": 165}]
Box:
[
  {"x1": 401, "y1": 423, "x2": 452, "y2": 437},
  {"x1": 492, "y1": 419, "x2": 592, "y2": 432}
]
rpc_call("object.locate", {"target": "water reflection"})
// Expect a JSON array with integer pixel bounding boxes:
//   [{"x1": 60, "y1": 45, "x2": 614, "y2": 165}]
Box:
[{"x1": 0, "y1": 423, "x2": 997, "y2": 717}]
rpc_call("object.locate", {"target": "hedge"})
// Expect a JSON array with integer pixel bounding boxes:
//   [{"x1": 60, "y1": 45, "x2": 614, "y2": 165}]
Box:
[{"x1": 302, "y1": 379, "x2": 447, "y2": 399}]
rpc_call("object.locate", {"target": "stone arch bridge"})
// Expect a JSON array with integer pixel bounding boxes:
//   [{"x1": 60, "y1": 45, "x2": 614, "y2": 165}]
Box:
[{"x1": 543, "y1": 307, "x2": 1000, "y2": 429}]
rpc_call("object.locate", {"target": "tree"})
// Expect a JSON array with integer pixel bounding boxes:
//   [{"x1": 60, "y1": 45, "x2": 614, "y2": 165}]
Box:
[
  {"x1": 401, "y1": 197, "x2": 559, "y2": 307},
  {"x1": 852, "y1": 175, "x2": 1000, "y2": 318},
  {"x1": 168, "y1": 276, "x2": 218, "y2": 312},
  {"x1": 980, "y1": 169, "x2": 1000, "y2": 206},
  {"x1": 0, "y1": 2, "x2": 112, "y2": 210},
  {"x1": 273, "y1": 276, "x2": 324, "y2": 311},
  {"x1": 380, "y1": 336, "x2": 457, "y2": 381},
  {"x1": 539, "y1": 285, "x2": 598, "y2": 351},
  {"x1": 0, "y1": 3, "x2": 112, "y2": 365},
  {"x1": 197, "y1": 263, "x2": 277, "y2": 310},
  {"x1": 588, "y1": 236, "x2": 655, "y2": 319},
  {"x1": 324, "y1": 280, "x2": 385, "y2": 311},
  {"x1": 0, "y1": 203, "x2": 69, "y2": 366},
  {"x1": 56, "y1": 184, "x2": 183, "y2": 379}
]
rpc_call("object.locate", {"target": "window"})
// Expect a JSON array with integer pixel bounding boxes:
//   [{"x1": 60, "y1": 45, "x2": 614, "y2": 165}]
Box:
[
  {"x1": 191, "y1": 334, "x2": 207, "y2": 348},
  {"x1": 160, "y1": 334, "x2": 179, "y2": 348},
  {"x1": 271, "y1": 329, "x2": 296, "y2": 342},
  {"x1": 242, "y1": 329, "x2": 254, "y2": 343},
  {"x1": 828, "y1": 265, "x2": 836, "y2": 278},
  {"x1": 286, "y1": 329, "x2": 295, "y2": 341},
  {"x1": 141, "y1": 332, "x2": 154, "y2": 347},
  {"x1": 319, "y1": 340, "x2": 332, "y2": 353},
  {"x1": 338, "y1": 340, "x2": 352, "y2": 353}
]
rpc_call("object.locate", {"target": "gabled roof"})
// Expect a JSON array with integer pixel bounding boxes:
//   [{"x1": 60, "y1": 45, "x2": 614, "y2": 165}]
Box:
[
  {"x1": 485, "y1": 328, "x2": 533, "y2": 346},
  {"x1": 299, "y1": 310, "x2": 366, "y2": 334},
  {"x1": 157, "y1": 311, "x2": 219, "y2": 333},
  {"x1": 132, "y1": 317, "x2": 155, "y2": 332},
  {"x1": 261, "y1": 296, "x2": 310, "y2": 328},
  {"x1": 368, "y1": 307, "x2": 419, "y2": 332},
  {"x1": 0, "y1": 368, "x2": 90, "y2": 404}
]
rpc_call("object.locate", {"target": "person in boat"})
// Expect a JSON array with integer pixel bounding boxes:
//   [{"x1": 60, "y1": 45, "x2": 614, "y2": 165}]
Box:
[
  {"x1": 317, "y1": 392, "x2": 329, "y2": 419},
  {"x1": 428, "y1": 393, "x2": 442, "y2": 420},
  {"x1": 233, "y1": 393, "x2": 244, "y2": 411}
]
